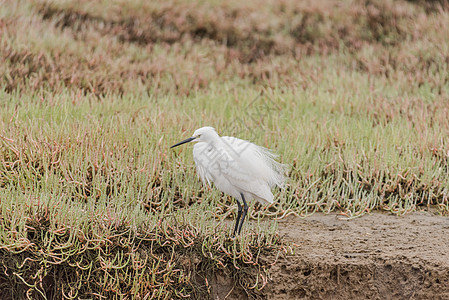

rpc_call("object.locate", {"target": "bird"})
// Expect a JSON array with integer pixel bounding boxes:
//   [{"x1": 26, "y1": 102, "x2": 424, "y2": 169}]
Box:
[{"x1": 170, "y1": 126, "x2": 287, "y2": 236}]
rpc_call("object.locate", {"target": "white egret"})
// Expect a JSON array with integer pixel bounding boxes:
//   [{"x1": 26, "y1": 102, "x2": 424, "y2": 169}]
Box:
[{"x1": 170, "y1": 126, "x2": 287, "y2": 236}]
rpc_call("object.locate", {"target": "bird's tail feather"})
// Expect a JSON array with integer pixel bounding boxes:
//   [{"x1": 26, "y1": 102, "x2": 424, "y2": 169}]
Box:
[{"x1": 256, "y1": 147, "x2": 288, "y2": 188}]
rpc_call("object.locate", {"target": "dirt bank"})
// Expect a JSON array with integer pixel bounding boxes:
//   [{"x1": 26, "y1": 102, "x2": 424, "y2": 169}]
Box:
[{"x1": 213, "y1": 211, "x2": 449, "y2": 299}]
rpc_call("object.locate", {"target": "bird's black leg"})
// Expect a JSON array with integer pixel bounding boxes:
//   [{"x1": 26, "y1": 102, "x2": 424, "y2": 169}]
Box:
[
  {"x1": 233, "y1": 199, "x2": 242, "y2": 237},
  {"x1": 237, "y1": 193, "x2": 248, "y2": 235}
]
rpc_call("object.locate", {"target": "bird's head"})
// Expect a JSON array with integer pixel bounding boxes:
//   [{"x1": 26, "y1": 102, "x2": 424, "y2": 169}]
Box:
[{"x1": 170, "y1": 126, "x2": 219, "y2": 148}]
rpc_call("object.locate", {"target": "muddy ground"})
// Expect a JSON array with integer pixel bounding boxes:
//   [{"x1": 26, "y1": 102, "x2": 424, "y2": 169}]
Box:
[{"x1": 212, "y1": 211, "x2": 449, "y2": 299}]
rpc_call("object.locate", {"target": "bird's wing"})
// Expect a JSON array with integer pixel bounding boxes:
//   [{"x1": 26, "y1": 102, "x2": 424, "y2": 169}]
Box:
[
  {"x1": 215, "y1": 152, "x2": 275, "y2": 203},
  {"x1": 215, "y1": 137, "x2": 279, "y2": 203},
  {"x1": 221, "y1": 136, "x2": 287, "y2": 188},
  {"x1": 193, "y1": 139, "x2": 261, "y2": 197}
]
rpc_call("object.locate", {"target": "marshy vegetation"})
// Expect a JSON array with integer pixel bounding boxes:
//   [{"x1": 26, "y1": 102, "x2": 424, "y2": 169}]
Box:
[{"x1": 1, "y1": 0, "x2": 449, "y2": 298}]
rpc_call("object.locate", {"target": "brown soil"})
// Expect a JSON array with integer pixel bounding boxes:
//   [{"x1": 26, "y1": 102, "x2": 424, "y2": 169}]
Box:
[{"x1": 212, "y1": 211, "x2": 449, "y2": 299}]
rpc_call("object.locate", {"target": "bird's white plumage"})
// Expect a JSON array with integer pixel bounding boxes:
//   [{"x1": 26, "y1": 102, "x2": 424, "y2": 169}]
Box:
[{"x1": 191, "y1": 127, "x2": 287, "y2": 205}]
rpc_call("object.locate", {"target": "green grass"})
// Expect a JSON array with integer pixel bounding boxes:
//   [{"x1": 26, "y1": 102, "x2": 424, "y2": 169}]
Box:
[{"x1": 1, "y1": 0, "x2": 449, "y2": 298}]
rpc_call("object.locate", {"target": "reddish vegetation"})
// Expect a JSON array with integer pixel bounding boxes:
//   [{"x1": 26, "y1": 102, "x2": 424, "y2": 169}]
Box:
[{"x1": 2, "y1": 0, "x2": 448, "y2": 95}]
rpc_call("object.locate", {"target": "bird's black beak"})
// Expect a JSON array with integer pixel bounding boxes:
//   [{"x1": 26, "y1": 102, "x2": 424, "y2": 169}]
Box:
[{"x1": 170, "y1": 137, "x2": 196, "y2": 148}]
